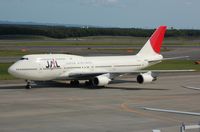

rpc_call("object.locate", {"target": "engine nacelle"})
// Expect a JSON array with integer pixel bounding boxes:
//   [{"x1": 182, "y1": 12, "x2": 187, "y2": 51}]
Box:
[
  {"x1": 93, "y1": 76, "x2": 111, "y2": 86},
  {"x1": 137, "y1": 71, "x2": 157, "y2": 84}
]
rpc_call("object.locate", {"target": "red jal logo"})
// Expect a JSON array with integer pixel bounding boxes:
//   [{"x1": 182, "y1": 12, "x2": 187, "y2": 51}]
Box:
[{"x1": 46, "y1": 59, "x2": 60, "y2": 69}]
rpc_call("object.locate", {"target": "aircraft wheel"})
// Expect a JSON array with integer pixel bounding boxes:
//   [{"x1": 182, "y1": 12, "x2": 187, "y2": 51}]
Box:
[
  {"x1": 86, "y1": 79, "x2": 97, "y2": 88},
  {"x1": 70, "y1": 80, "x2": 80, "y2": 87},
  {"x1": 85, "y1": 81, "x2": 93, "y2": 86},
  {"x1": 25, "y1": 80, "x2": 32, "y2": 89},
  {"x1": 26, "y1": 85, "x2": 32, "y2": 89}
]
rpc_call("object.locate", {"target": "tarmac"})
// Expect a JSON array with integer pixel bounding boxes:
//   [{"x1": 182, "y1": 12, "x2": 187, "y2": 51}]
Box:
[{"x1": 0, "y1": 73, "x2": 200, "y2": 132}]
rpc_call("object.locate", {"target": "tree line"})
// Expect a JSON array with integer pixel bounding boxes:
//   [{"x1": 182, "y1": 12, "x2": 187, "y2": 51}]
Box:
[{"x1": 0, "y1": 24, "x2": 200, "y2": 39}]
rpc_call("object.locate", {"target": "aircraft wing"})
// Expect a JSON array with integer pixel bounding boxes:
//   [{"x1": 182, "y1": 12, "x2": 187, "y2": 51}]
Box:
[
  {"x1": 132, "y1": 69, "x2": 195, "y2": 73},
  {"x1": 62, "y1": 69, "x2": 195, "y2": 80}
]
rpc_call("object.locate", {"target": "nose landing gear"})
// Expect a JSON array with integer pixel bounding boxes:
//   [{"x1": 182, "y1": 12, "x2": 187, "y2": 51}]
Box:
[{"x1": 25, "y1": 80, "x2": 32, "y2": 89}]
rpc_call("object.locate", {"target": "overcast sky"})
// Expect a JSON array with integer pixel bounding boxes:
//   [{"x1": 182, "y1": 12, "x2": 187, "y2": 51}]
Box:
[{"x1": 0, "y1": 0, "x2": 199, "y2": 28}]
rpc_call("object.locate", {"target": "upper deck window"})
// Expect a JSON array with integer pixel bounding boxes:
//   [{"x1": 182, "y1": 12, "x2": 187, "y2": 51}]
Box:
[{"x1": 20, "y1": 57, "x2": 29, "y2": 60}]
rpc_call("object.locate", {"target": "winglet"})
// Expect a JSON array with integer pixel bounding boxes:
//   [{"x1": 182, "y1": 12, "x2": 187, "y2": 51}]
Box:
[{"x1": 150, "y1": 26, "x2": 167, "y2": 53}]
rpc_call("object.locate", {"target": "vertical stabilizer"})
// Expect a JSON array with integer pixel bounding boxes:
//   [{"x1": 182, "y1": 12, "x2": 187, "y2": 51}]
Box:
[{"x1": 137, "y1": 26, "x2": 167, "y2": 56}]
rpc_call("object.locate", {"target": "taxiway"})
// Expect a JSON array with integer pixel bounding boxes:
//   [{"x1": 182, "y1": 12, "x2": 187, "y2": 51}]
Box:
[{"x1": 0, "y1": 73, "x2": 200, "y2": 132}]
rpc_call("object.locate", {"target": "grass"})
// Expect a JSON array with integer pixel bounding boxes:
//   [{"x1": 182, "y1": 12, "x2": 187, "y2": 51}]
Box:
[
  {"x1": 10, "y1": 42, "x2": 200, "y2": 46},
  {"x1": 0, "y1": 35, "x2": 51, "y2": 40},
  {"x1": 0, "y1": 63, "x2": 16, "y2": 80},
  {"x1": 0, "y1": 60, "x2": 199, "y2": 80},
  {"x1": 0, "y1": 50, "x2": 43, "y2": 57},
  {"x1": 0, "y1": 42, "x2": 199, "y2": 47},
  {"x1": 0, "y1": 36, "x2": 200, "y2": 46},
  {"x1": 163, "y1": 43, "x2": 200, "y2": 46},
  {"x1": 14, "y1": 42, "x2": 143, "y2": 46},
  {"x1": 147, "y1": 60, "x2": 200, "y2": 71}
]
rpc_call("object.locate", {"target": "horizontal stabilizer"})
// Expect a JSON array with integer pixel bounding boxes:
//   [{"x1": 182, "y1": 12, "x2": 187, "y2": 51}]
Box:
[{"x1": 163, "y1": 56, "x2": 189, "y2": 60}]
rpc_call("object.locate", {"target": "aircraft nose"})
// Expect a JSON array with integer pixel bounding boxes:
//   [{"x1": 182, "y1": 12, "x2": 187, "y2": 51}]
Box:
[{"x1": 8, "y1": 64, "x2": 17, "y2": 76}]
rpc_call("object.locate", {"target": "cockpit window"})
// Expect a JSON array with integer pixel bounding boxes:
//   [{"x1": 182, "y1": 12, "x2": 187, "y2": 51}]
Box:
[{"x1": 20, "y1": 57, "x2": 29, "y2": 60}]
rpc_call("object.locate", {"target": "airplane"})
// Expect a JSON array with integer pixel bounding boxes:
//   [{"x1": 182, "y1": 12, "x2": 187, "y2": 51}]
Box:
[{"x1": 7, "y1": 26, "x2": 188, "y2": 89}]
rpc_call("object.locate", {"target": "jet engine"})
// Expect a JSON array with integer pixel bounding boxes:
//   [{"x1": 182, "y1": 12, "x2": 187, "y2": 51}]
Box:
[
  {"x1": 93, "y1": 76, "x2": 111, "y2": 86},
  {"x1": 137, "y1": 71, "x2": 157, "y2": 84}
]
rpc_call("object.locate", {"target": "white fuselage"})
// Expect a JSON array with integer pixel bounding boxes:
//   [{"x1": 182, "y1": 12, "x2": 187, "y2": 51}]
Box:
[{"x1": 8, "y1": 54, "x2": 162, "y2": 81}]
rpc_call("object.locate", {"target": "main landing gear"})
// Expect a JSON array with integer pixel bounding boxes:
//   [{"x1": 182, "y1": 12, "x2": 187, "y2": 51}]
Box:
[
  {"x1": 69, "y1": 80, "x2": 96, "y2": 88},
  {"x1": 70, "y1": 80, "x2": 80, "y2": 87},
  {"x1": 85, "y1": 79, "x2": 96, "y2": 88}
]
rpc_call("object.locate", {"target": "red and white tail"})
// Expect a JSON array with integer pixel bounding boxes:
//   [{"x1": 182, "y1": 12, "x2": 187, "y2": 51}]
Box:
[{"x1": 137, "y1": 26, "x2": 167, "y2": 57}]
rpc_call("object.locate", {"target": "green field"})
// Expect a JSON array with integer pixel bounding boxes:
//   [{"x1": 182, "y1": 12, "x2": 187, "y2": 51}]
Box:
[
  {"x1": 0, "y1": 60, "x2": 199, "y2": 80},
  {"x1": 0, "y1": 63, "x2": 16, "y2": 80},
  {"x1": 4, "y1": 41, "x2": 145, "y2": 46},
  {"x1": 0, "y1": 50, "x2": 43, "y2": 57},
  {"x1": 147, "y1": 60, "x2": 200, "y2": 71},
  {"x1": 4, "y1": 41, "x2": 200, "y2": 47},
  {"x1": 1, "y1": 36, "x2": 200, "y2": 46}
]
